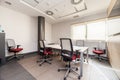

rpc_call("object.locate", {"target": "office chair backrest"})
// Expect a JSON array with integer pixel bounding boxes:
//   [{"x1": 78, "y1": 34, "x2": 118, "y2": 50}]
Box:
[
  {"x1": 60, "y1": 38, "x2": 73, "y2": 56},
  {"x1": 98, "y1": 40, "x2": 106, "y2": 50},
  {"x1": 39, "y1": 40, "x2": 45, "y2": 49},
  {"x1": 7, "y1": 39, "x2": 16, "y2": 48}
]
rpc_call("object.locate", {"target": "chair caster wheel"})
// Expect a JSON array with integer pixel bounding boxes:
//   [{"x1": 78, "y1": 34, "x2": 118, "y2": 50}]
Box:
[
  {"x1": 17, "y1": 58, "x2": 20, "y2": 60},
  {"x1": 78, "y1": 76, "x2": 80, "y2": 80},
  {"x1": 36, "y1": 61, "x2": 39, "y2": 63},
  {"x1": 58, "y1": 69, "x2": 60, "y2": 72},
  {"x1": 22, "y1": 56, "x2": 24, "y2": 58},
  {"x1": 49, "y1": 59, "x2": 53, "y2": 61},
  {"x1": 39, "y1": 64, "x2": 42, "y2": 66},
  {"x1": 64, "y1": 77, "x2": 66, "y2": 80},
  {"x1": 76, "y1": 68, "x2": 78, "y2": 71},
  {"x1": 65, "y1": 65, "x2": 68, "y2": 67}
]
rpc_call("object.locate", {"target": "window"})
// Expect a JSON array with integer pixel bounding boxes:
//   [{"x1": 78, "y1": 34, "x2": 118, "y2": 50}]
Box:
[
  {"x1": 71, "y1": 20, "x2": 106, "y2": 40},
  {"x1": 87, "y1": 21, "x2": 106, "y2": 40},
  {"x1": 71, "y1": 25, "x2": 86, "y2": 40}
]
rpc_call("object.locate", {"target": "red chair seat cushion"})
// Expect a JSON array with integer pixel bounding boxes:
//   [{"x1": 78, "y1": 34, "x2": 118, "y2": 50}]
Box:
[
  {"x1": 44, "y1": 48, "x2": 52, "y2": 55},
  {"x1": 93, "y1": 50, "x2": 104, "y2": 54},
  {"x1": 10, "y1": 48, "x2": 23, "y2": 52},
  {"x1": 62, "y1": 53, "x2": 80, "y2": 62},
  {"x1": 72, "y1": 54, "x2": 80, "y2": 60}
]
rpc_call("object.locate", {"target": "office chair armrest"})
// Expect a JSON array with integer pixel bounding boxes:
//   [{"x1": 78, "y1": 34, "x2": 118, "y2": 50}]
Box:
[
  {"x1": 93, "y1": 47, "x2": 106, "y2": 53},
  {"x1": 17, "y1": 45, "x2": 21, "y2": 48},
  {"x1": 62, "y1": 53, "x2": 70, "y2": 57},
  {"x1": 75, "y1": 50, "x2": 80, "y2": 55},
  {"x1": 8, "y1": 46, "x2": 14, "y2": 51},
  {"x1": 93, "y1": 47, "x2": 97, "y2": 50},
  {"x1": 103, "y1": 49, "x2": 106, "y2": 53},
  {"x1": 8, "y1": 47, "x2": 12, "y2": 51}
]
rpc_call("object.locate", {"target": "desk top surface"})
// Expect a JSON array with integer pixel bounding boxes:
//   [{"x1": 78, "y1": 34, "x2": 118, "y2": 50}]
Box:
[{"x1": 46, "y1": 44, "x2": 88, "y2": 52}]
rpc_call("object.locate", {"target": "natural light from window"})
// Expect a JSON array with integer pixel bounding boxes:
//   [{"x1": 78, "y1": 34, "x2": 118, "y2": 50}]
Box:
[
  {"x1": 71, "y1": 21, "x2": 106, "y2": 40},
  {"x1": 71, "y1": 25, "x2": 86, "y2": 40},
  {"x1": 87, "y1": 21, "x2": 106, "y2": 40}
]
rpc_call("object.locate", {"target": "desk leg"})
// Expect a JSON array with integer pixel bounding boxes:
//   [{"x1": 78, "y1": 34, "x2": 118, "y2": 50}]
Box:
[
  {"x1": 79, "y1": 52, "x2": 83, "y2": 80},
  {"x1": 86, "y1": 49, "x2": 89, "y2": 63}
]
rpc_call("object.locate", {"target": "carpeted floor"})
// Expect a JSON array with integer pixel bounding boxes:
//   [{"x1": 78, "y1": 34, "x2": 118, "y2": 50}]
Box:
[
  {"x1": 18, "y1": 55, "x2": 120, "y2": 80},
  {"x1": 0, "y1": 60, "x2": 36, "y2": 80}
]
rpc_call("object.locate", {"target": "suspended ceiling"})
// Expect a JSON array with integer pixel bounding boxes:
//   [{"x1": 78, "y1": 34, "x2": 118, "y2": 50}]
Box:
[{"x1": 0, "y1": 0, "x2": 111, "y2": 23}]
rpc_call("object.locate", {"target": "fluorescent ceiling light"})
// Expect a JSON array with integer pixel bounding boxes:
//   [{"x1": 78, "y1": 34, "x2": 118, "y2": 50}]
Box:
[{"x1": 21, "y1": 0, "x2": 39, "y2": 7}]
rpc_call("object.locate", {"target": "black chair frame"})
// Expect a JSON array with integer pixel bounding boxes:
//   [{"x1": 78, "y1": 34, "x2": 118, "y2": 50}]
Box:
[
  {"x1": 58, "y1": 38, "x2": 79, "y2": 80},
  {"x1": 37, "y1": 40, "x2": 52, "y2": 66}
]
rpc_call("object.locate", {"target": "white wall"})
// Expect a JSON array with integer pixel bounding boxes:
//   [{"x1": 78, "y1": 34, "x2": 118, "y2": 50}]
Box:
[
  {"x1": 52, "y1": 22, "x2": 71, "y2": 43},
  {"x1": 0, "y1": 6, "x2": 52, "y2": 56},
  {"x1": 106, "y1": 17, "x2": 120, "y2": 77},
  {"x1": 45, "y1": 21, "x2": 52, "y2": 43},
  {"x1": 107, "y1": 18, "x2": 120, "y2": 36}
]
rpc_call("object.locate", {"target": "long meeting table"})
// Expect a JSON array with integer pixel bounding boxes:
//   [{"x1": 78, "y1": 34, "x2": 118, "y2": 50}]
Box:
[{"x1": 46, "y1": 44, "x2": 89, "y2": 79}]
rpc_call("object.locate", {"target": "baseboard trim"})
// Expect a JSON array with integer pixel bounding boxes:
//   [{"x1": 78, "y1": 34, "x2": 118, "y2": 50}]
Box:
[
  {"x1": 22, "y1": 51, "x2": 38, "y2": 55},
  {"x1": 6, "y1": 51, "x2": 38, "y2": 59}
]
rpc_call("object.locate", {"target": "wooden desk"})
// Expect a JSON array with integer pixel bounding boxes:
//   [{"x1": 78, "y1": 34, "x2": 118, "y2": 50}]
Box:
[{"x1": 46, "y1": 44, "x2": 89, "y2": 79}]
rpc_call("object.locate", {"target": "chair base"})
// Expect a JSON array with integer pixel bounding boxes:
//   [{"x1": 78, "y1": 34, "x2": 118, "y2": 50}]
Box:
[
  {"x1": 7, "y1": 56, "x2": 20, "y2": 61},
  {"x1": 37, "y1": 58, "x2": 52, "y2": 66},
  {"x1": 7, "y1": 54, "x2": 24, "y2": 61},
  {"x1": 91, "y1": 55, "x2": 108, "y2": 61},
  {"x1": 58, "y1": 65, "x2": 79, "y2": 80}
]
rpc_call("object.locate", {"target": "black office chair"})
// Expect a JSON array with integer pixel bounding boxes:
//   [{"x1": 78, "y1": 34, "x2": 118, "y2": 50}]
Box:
[
  {"x1": 7, "y1": 39, "x2": 23, "y2": 61},
  {"x1": 58, "y1": 38, "x2": 79, "y2": 80},
  {"x1": 37, "y1": 40, "x2": 53, "y2": 66}
]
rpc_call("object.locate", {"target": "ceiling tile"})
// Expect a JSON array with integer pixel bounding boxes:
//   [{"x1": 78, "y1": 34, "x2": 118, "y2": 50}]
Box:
[
  {"x1": 0, "y1": 0, "x2": 111, "y2": 23},
  {"x1": 36, "y1": 0, "x2": 63, "y2": 12}
]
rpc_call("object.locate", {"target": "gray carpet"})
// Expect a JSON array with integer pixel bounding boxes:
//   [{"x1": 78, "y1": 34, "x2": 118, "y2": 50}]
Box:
[{"x1": 0, "y1": 60, "x2": 36, "y2": 80}]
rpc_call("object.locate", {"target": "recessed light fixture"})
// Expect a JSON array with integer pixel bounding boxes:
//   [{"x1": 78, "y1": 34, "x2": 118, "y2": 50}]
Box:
[
  {"x1": 71, "y1": 0, "x2": 82, "y2": 5},
  {"x1": 5, "y1": 1, "x2": 12, "y2": 5},
  {"x1": 46, "y1": 11, "x2": 54, "y2": 15}
]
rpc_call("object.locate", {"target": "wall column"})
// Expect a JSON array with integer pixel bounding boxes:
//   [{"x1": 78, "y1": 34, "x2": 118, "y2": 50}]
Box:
[{"x1": 38, "y1": 16, "x2": 45, "y2": 53}]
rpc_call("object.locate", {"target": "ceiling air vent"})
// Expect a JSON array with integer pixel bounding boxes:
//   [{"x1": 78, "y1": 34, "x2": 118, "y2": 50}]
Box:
[
  {"x1": 5, "y1": 1, "x2": 12, "y2": 5},
  {"x1": 21, "y1": 0, "x2": 39, "y2": 7},
  {"x1": 73, "y1": 15, "x2": 79, "y2": 18}
]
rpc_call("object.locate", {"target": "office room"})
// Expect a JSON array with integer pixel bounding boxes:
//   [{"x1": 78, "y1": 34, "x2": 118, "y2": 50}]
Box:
[{"x1": 0, "y1": 0, "x2": 120, "y2": 80}]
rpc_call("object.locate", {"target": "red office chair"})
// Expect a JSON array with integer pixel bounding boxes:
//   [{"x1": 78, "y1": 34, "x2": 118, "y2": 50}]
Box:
[
  {"x1": 92, "y1": 47, "x2": 106, "y2": 61},
  {"x1": 7, "y1": 39, "x2": 23, "y2": 61},
  {"x1": 58, "y1": 38, "x2": 79, "y2": 80},
  {"x1": 37, "y1": 40, "x2": 53, "y2": 66}
]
